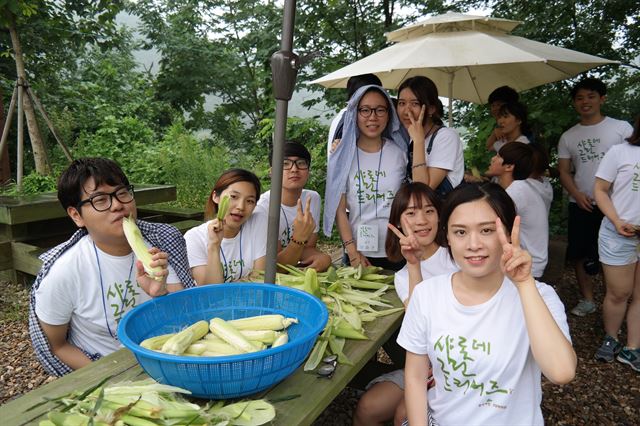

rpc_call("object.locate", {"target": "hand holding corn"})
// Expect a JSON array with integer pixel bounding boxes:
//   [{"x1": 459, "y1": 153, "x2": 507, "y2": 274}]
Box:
[
  {"x1": 135, "y1": 247, "x2": 170, "y2": 297},
  {"x1": 208, "y1": 194, "x2": 230, "y2": 248}
]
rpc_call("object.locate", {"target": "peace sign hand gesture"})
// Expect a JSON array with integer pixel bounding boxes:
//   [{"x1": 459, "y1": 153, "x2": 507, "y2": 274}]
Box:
[
  {"x1": 497, "y1": 216, "x2": 533, "y2": 285},
  {"x1": 407, "y1": 105, "x2": 426, "y2": 143},
  {"x1": 388, "y1": 216, "x2": 423, "y2": 265},
  {"x1": 292, "y1": 197, "x2": 315, "y2": 243}
]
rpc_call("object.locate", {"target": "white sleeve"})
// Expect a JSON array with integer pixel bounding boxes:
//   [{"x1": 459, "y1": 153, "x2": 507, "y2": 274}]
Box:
[
  {"x1": 506, "y1": 183, "x2": 527, "y2": 212},
  {"x1": 394, "y1": 267, "x2": 409, "y2": 304},
  {"x1": 557, "y1": 133, "x2": 571, "y2": 159},
  {"x1": 595, "y1": 146, "x2": 619, "y2": 183},
  {"x1": 397, "y1": 285, "x2": 431, "y2": 354},
  {"x1": 620, "y1": 120, "x2": 634, "y2": 140},
  {"x1": 35, "y1": 264, "x2": 75, "y2": 326},
  {"x1": 184, "y1": 224, "x2": 209, "y2": 268},
  {"x1": 307, "y1": 191, "x2": 322, "y2": 234},
  {"x1": 537, "y1": 282, "x2": 571, "y2": 343},
  {"x1": 427, "y1": 128, "x2": 462, "y2": 172}
]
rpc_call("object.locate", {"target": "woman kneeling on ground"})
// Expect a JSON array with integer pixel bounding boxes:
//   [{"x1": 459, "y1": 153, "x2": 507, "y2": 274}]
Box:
[
  {"x1": 399, "y1": 183, "x2": 576, "y2": 426},
  {"x1": 353, "y1": 182, "x2": 457, "y2": 426},
  {"x1": 185, "y1": 169, "x2": 267, "y2": 284}
]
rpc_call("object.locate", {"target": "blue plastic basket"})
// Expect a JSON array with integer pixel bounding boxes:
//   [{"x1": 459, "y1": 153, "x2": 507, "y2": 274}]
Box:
[{"x1": 118, "y1": 283, "x2": 328, "y2": 399}]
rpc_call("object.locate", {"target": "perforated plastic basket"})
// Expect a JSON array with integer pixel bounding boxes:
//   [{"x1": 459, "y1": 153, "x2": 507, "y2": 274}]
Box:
[{"x1": 118, "y1": 283, "x2": 328, "y2": 399}]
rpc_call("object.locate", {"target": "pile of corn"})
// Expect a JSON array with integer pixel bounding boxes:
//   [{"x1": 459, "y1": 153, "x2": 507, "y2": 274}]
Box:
[
  {"x1": 255, "y1": 265, "x2": 404, "y2": 370},
  {"x1": 37, "y1": 379, "x2": 275, "y2": 426},
  {"x1": 140, "y1": 314, "x2": 298, "y2": 357}
]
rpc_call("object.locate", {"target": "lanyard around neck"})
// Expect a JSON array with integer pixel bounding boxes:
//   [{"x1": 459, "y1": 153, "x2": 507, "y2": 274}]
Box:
[
  {"x1": 220, "y1": 226, "x2": 244, "y2": 281},
  {"x1": 93, "y1": 242, "x2": 134, "y2": 340},
  {"x1": 355, "y1": 141, "x2": 384, "y2": 219}
]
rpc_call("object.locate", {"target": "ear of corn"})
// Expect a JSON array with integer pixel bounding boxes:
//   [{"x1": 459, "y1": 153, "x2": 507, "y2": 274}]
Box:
[
  {"x1": 209, "y1": 318, "x2": 260, "y2": 353},
  {"x1": 122, "y1": 215, "x2": 163, "y2": 281},
  {"x1": 227, "y1": 314, "x2": 298, "y2": 331},
  {"x1": 271, "y1": 332, "x2": 289, "y2": 348},
  {"x1": 217, "y1": 194, "x2": 230, "y2": 220},
  {"x1": 160, "y1": 320, "x2": 209, "y2": 355},
  {"x1": 140, "y1": 333, "x2": 175, "y2": 350}
]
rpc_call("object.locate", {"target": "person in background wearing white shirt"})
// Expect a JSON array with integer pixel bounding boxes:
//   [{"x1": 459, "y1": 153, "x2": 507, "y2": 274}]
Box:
[
  {"x1": 327, "y1": 74, "x2": 383, "y2": 157},
  {"x1": 353, "y1": 182, "x2": 457, "y2": 426},
  {"x1": 593, "y1": 115, "x2": 640, "y2": 372},
  {"x1": 185, "y1": 169, "x2": 268, "y2": 284},
  {"x1": 258, "y1": 141, "x2": 332, "y2": 271},
  {"x1": 487, "y1": 101, "x2": 532, "y2": 153},
  {"x1": 399, "y1": 183, "x2": 576, "y2": 426},
  {"x1": 557, "y1": 77, "x2": 633, "y2": 317},
  {"x1": 486, "y1": 143, "x2": 552, "y2": 279},
  {"x1": 30, "y1": 157, "x2": 192, "y2": 376},
  {"x1": 485, "y1": 86, "x2": 520, "y2": 151},
  {"x1": 397, "y1": 76, "x2": 464, "y2": 198}
]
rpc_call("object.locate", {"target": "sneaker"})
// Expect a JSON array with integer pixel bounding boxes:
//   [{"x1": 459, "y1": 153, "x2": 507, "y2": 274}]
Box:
[
  {"x1": 570, "y1": 299, "x2": 596, "y2": 316},
  {"x1": 617, "y1": 347, "x2": 640, "y2": 372},
  {"x1": 594, "y1": 335, "x2": 622, "y2": 362}
]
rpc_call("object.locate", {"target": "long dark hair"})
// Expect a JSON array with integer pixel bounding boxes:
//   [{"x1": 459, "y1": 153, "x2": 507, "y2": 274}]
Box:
[
  {"x1": 439, "y1": 183, "x2": 516, "y2": 259},
  {"x1": 204, "y1": 168, "x2": 261, "y2": 220},
  {"x1": 386, "y1": 182, "x2": 442, "y2": 262},
  {"x1": 398, "y1": 76, "x2": 443, "y2": 126}
]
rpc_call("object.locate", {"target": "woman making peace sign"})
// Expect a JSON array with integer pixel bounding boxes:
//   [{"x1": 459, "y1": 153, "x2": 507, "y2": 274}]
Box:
[{"x1": 398, "y1": 183, "x2": 576, "y2": 426}]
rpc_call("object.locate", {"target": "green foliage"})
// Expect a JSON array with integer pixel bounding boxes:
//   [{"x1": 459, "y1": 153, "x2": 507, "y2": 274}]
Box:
[
  {"x1": 0, "y1": 171, "x2": 57, "y2": 195},
  {"x1": 150, "y1": 123, "x2": 231, "y2": 209}
]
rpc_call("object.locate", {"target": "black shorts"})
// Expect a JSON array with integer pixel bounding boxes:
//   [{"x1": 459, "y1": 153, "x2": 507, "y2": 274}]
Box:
[{"x1": 566, "y1": 202, "x2": 604, "y2": 261}]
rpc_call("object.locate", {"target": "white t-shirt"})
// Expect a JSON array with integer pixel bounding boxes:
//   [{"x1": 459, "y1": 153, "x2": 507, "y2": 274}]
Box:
[
  {"x1": 35, "y1": 235, "x2": 179, "y2": 356},
  {"x1": 595, "y1": 143, "x2": 640, "y2": 224},
  {"x1": 398, "y1": 274, "x2": 570, "y2": 426},
  {"x1": 493, "y1": 134, "x2": 530, "y2": 153},
  {"x1": 345, "y1": 140, "x2": 408, "y2": 258},
  {"x1": 394, "y1": 246, "x2": 458, "y2": 304},
  {"x1": 558, "y1": 117, "x2": 633, "y2": 202},
  {"x1": 506, "y1": 179, "x2": 553, "y2": 278},
  {"x1": 257, "y1": 189, "x2": 321, "y2": 247},
  {"x1": 184, "y1": 209, "x2": 268, "y2": 282},
  {"x1": 425, "y1": 127, "x2": 465, "y2": 188}
]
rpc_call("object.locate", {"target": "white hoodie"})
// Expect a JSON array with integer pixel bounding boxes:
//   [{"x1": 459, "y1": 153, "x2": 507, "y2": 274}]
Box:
[{"x1": 506, "y1": 177, "x2": 553, "y2": 278}]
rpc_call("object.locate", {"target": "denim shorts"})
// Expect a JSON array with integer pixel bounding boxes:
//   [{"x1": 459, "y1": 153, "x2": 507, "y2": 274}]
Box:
[{"x1": 598, "y1": 218, "x2": 640, "y2": 266}]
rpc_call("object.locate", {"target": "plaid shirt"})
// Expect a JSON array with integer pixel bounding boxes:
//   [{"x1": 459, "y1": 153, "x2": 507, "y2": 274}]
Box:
[{"x1": 28, "y1": 219, "x2": 195, "y2": 377}]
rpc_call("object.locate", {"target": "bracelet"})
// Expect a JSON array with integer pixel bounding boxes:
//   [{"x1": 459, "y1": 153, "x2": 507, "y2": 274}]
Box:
[
  {"x1": 342, "y1": 238, "x2": 355, "y2": 248},
  {"x1": 291, "y1": 237, "x2": 307, "y2": 246},
  {"x1": 412, "y1": 162, "x2": 427, "y2": 169}
]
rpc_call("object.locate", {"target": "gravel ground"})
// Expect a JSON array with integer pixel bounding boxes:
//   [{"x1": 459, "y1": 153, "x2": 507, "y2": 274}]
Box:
[{"x1": 1, "y1": 266, "x2": 639, "y2": 424}]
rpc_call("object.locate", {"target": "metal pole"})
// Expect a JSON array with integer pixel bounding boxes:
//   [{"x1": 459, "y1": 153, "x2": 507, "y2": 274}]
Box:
[
  {"x1": 265, "y1": 0, "x2": 299, "y2": 284},
  {"x1": 448, "y1": 72, "x2": 454, "y2": 128},
  {"x1": 17, "y1": 79, "x2": 24, "y2": 189},
  {"x1": 0, "y1": 84, "x2": 18, "y2": 164}
]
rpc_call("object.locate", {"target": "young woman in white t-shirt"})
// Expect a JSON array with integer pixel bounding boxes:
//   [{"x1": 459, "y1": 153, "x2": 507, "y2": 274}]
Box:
[
  {"x1": 398, "y1": 183, "x2": 576, "y2": 426},
  {"x1": 185, "y1": 169, "x2": 267, "y2": 284},
  {"x1": 593, "y1": 116, "x2": 640, "y2": 371},
  {"x1": 353, "y1": 182, "x2": 457, "y2": 426},
  {"x1": 486, "y1": 101, "x2": 531, "y2": 152},
  {"x1": 396, "y1": 76, "x2": 464, "y2": 197}
]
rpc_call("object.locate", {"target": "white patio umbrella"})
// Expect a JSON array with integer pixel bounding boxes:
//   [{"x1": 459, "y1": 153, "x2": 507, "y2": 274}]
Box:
[{"x1": 311, "y1": 12, "x2": 618, "y2": 126}]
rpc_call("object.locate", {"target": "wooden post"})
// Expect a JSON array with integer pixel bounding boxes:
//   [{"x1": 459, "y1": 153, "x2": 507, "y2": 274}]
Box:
[
  {"x1": 0, "y1": 85, "x2": 16, "y2": 183},
  {"x1": 17, "y1": 80, "x2": 24, "y2": 189}
]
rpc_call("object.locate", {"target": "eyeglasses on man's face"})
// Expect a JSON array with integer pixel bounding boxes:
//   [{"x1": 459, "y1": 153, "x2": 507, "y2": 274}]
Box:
[
  {"x1": 77, "y1": 185, "x2": 135, "y2": 212},
  {"x1": 357, "y1": 106, "x2": 388, "y2": 118},
  {"x1": 283, "y1": 158, "x2": 309, "y2": 170}
]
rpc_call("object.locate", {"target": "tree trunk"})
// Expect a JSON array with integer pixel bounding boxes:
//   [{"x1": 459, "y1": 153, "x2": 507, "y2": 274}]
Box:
[
  {"x1": 0, "y1": 85, "x2": 11, "y2": 184},
  {"x1": 7, "y1": 12, "x2": 50, "y2": 175}
]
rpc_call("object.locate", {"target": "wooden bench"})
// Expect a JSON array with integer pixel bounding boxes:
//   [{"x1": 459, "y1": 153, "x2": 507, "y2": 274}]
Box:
[{"x1": 137, "y1": 203, "x2": 204, "y2": 222}]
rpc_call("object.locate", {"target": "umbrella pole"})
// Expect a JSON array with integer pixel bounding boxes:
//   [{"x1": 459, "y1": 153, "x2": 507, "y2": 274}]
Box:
[
  {"x1": 448, "y1": 72, "x2": 454, "y2": 128},
  {"x1": 266, "y1": 0, "x2": 299, "y2": 284}
]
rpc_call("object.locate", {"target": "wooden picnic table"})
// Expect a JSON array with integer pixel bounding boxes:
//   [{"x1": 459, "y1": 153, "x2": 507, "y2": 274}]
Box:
[{"x1": 0, "y1": 292, "x2": 404, "y2": 426}]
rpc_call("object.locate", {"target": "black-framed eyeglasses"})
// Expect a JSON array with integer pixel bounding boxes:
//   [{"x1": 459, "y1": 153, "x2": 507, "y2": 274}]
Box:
[
  {"x1": 283, "y1": 158, "x2": 309, "y2": 170},
  {"x1": 77, "y1": 185, "x2": 135, "y2": 212},
  {"x1": 358, "y1": 106, "x2": 388, "y2": 117}
]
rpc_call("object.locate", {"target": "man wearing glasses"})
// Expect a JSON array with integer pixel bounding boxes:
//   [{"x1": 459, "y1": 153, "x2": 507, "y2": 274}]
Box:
[
  {"x1": 29, "y1": 157, "x2": 194, "y2": 376},
  {"x1": 257, "y1": 142, "x2": 332, "y2": 271}
]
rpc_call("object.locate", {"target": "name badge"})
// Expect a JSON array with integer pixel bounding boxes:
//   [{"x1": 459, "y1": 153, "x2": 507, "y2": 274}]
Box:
[{"x1": 357, "y1": 224, "x2": 378, "y2": 252}]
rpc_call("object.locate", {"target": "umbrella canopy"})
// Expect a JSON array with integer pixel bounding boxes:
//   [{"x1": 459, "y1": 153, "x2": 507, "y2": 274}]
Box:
[{"x1": 311, "y1": 12, "x2": 617, "y2": 126}]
